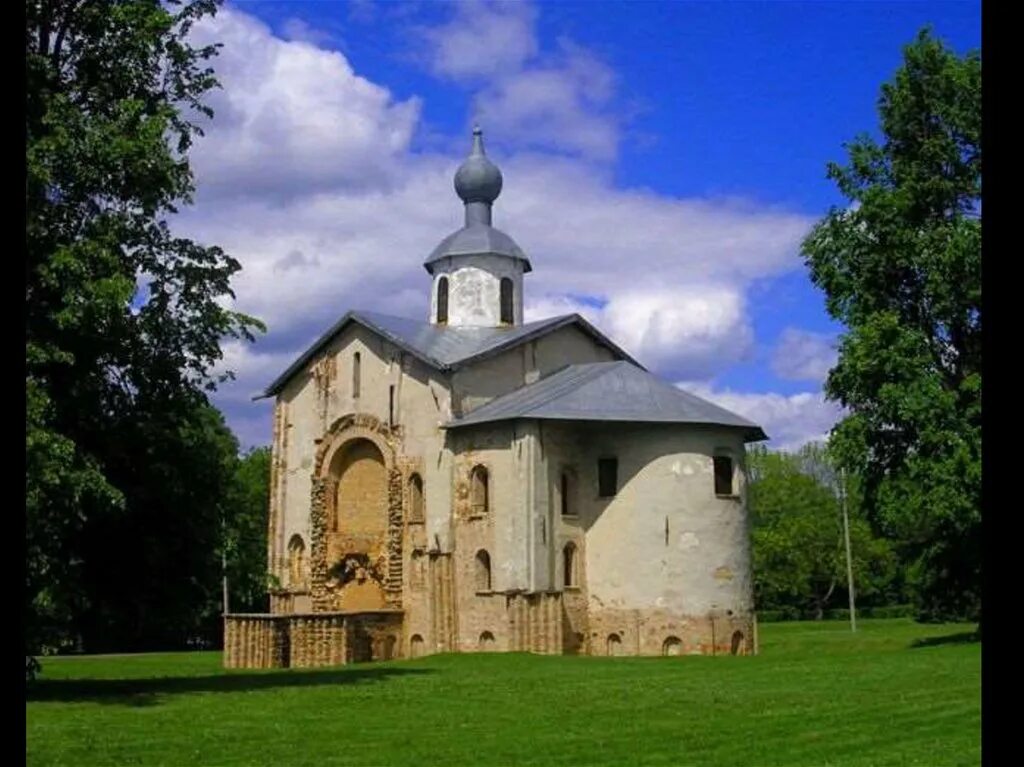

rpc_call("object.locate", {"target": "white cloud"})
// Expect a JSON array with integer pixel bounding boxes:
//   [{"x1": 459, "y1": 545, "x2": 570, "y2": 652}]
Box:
[
  {"x1": 188, "y1": 8, "x2": 421, "y2": 201},
  {"x1": 420, "y1": 1, "x2": 538, "y2": 81},
  {"x1": 473, "y1": 40, "x2": 620, "y2": 160},
  {"x1": 418, "y1": 2, "x2": 620, "y2": 160},
  {"x1": 771, "y1": 327, "x2": 838, "y2": 382},
  {"x1": 172, "y1": 6, "x2": 816, "y2": 448},
  {"x1": 682, "y1": 384, "x2": 845, "y2": 452}
]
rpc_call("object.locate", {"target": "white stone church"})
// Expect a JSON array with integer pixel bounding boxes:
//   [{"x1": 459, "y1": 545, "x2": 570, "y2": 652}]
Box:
[{"x1": 223, "y1": 127, "x2": 766, "y2": 669}]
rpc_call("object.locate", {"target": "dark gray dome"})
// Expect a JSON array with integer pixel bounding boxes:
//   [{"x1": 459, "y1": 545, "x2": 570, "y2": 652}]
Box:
[{"x1": 454, "y1": 126, "x2": 502, "y2": 204}]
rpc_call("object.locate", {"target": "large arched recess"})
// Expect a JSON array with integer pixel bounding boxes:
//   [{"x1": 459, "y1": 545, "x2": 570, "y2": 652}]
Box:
[{"x1": 308, "y1": 415, "x2": 403, "y2": 611}]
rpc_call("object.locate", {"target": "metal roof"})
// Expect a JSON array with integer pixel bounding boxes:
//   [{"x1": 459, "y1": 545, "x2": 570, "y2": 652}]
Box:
[
  {"x1": 445, "y1": 360, "x2": 769, "y2": 442},
  {"x1": 423, "y1": 224, "x2": 532, "y2": 273},
  {"x1": 257, "y1": 311, "x2": 642, "y2": 399}
]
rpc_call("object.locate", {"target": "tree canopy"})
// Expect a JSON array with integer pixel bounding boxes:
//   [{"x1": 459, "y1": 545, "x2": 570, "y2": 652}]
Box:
[
  {"x1": 800, "y1": 28, "x2": 981, "y2": 622},
  {"x1": 26, "y1": 0, "x2": 264, "y2": 659},
  {"x1": 748, "y1": 444, "x2": 901, "y2": 619}
]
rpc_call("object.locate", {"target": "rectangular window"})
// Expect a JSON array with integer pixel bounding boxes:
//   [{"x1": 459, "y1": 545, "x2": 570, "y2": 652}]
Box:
[
  {"x1": 714, "y1": 456, "x2": 734, "y2": 496},
  {"x1": 388, "y1": 385, "x2": 395, "y2": 427},
  {"x1": 560, "y1": 472, "x2": 570, "y2": 516},
  {"x1": 597, "y1": 458, "x2": 618, "y2": 498}
]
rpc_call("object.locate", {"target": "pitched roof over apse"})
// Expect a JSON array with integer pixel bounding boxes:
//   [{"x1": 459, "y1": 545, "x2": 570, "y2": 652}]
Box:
[
  {"x1": 445, "y1": 360, "x2": 769, "y2": 442},
  {"x1": 257, "y1": 311, "x2": 642, "y2": 399}
]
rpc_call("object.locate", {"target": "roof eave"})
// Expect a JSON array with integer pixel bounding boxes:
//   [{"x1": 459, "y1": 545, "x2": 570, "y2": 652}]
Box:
[
  {"x1": 424, "y1": 252, "x2": 533, "y2": 274},
  {"x1": 259, "y1": 311, "x2": 449, "y2": 399}
]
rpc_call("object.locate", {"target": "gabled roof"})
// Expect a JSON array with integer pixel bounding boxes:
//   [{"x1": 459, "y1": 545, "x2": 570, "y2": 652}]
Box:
[
  {"x1": 445, "y1": 361, "x2": 768, "y2": 442},
  {"x1": 257, "y1": 311, "x2": 642, "y2": 399}
]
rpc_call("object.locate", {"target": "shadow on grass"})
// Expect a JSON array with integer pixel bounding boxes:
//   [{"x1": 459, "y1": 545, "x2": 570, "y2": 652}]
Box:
[
  {"x1": 909, "y1": 631, "x2": 980, "y2": 649},
  {"x1": 27, "y1": 664, "x2": 433, "y2": 708}
]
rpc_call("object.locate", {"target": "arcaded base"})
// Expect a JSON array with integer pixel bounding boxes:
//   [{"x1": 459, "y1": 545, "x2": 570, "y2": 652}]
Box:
[{"x1": 223, "y1": 604, "x2": 756, "y2": 669}]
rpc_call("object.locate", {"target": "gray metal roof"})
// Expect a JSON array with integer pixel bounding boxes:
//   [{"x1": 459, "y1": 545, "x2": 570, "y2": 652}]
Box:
[
  {"x1": 446, "y1": 361, "x2": 768, "y2": 442},
  {"x1": 424, "y1": 224, "x2": 532, "y2": 273},
  {"x1": 257, "y1": 311, "x2": 642, "y2": 399}
]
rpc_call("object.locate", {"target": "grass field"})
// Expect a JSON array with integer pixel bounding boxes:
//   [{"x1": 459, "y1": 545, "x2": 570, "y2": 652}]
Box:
[{"x1": 26, "y1": 619, "x2": 979, "y2": 767}]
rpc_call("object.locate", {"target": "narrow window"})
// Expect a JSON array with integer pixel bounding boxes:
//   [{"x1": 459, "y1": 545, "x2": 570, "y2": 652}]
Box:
[
  {"x1": 352, "y1": 352, "x2": 361, "y2": 398},
  {"x1": 714, "y1": 456, "x2": 734, "y2": 496},
  {"x1": 597, "y1": 457, "x2": 618, "y2": 498},
  {"x1": 408, "y1": 473, "x2": 424, "y2": 523},
  {"x1": 389, "y1": 385, "x2": 395, "y2": 426},
  {"x1": 475, "y1": 550, "x2": 492, "y2": 592},
  {"x1": 471, "y1": 465, "x2": 489, "y2": 515},
  {"x1": 560, "y1": 472, "x2": 571, "y2": 516},
  {"x1": 288, "y1": 535, "x2": 306, "y2": 587},
  {"x1": 731, "y1": 630, "x2": 745, "y2": 656},
  {"x1": 563, "y1": 542, "x2": 577, "y2": 588},
  {"x1": 500, "y1": 277, "x2": 514, "y2": 324},
  {"x1": 436, "y1": 277, "x2": 449, "y2": 324}
]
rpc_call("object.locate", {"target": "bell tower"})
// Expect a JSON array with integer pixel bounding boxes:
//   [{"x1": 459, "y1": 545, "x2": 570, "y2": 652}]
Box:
[{"x1": 424, "y1": 126, "x2": 531, "y2": 328}]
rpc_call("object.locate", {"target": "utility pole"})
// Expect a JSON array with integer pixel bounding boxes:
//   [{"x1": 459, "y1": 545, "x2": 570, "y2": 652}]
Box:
[
  {"x1": 840, "y1": 467, "x2": 857, "y2": 632},
  {"x1": 222, "y1": 550, "x2": 230, "y2": 616}
]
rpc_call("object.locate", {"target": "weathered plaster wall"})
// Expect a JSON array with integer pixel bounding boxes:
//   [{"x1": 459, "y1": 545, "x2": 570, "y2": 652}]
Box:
[
  {"x1": 271, "y1": 323, "x2": 455, "y2": 649},
  {"x1": 536, "y1": 421, "x2": 754, "y2": 655},
  {"x1": 452, "y1": 324, "x2": 618, "y2": 414},
  {"x1": 429, "y1": 254, "x2": 525, "y2": 327}
]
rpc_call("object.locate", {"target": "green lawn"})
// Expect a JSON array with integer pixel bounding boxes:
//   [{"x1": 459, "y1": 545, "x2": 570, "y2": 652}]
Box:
[{"x1": 26, "y1": 619, "x2": 979, "y2": 767}]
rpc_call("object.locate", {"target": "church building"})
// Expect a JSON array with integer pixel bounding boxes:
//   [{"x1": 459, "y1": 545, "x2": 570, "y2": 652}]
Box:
[{"x1": 223, "y1": 127, "x2": 767, "y2": 668}]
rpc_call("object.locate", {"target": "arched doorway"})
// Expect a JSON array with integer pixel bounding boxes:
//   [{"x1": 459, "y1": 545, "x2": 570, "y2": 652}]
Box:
[{"x1": 663, "y1": 636, "x2": 682, "y2": 656}]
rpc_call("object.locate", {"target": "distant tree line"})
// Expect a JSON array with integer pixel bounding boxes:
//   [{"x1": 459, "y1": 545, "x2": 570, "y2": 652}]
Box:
[{"x1": 748, "y1": 443, "x2": 909, "y2": 621}]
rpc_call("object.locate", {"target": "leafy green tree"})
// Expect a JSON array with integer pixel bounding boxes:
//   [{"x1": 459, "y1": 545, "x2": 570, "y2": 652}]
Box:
[
  {"x1": 26, "y1": 0, "x2": 262, "y2": 660},
  {"x1": 224, "y1": 446, "x2": 271, "y2": 615},
  {"x1": 800, "y1": 29, "x2": 980, "y2": 622},
  {"x1": 748, "y1": 444, "x2": 900, "y2": 618}
]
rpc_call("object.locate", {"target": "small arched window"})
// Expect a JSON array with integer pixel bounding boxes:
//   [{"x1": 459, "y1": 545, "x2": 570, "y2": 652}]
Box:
[
  {"x1": 475, "y1": 550, "x2": 492, "y2": 592},
  {"x1": 436, "y1": 277, "x2": 449, "y2": 324},
  {"x1": 408, "y1": 473, "x2": 424, "y2": 523},
  {"x1": 607, "y1": 633, "x2": 623, "y2": 656},
  {"x1": 409, "y1": 634, "x2": 425, "y2": 658},
  {"x1": 499, "y1": 277, "x2": 514, "y2": 324},
  {"x1": 352, "y1": 352, "x2": 361, "y2": 398},
  {"x1": 562, "y1": 542, "x2": 578, "y2": 588},
  {"x1": 470, "y1": 465, "x2": 489, "y2": 515},
  {"x1": 288, "y1": 535, "x2": 306, "y2": 587}
]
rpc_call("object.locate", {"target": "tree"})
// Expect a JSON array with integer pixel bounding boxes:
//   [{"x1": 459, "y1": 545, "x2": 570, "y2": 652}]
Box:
[
  {"x1": 800, "y1": 29, "x2": 980, "y2": 623},
  {"x1": 748, "y1": 444, "x2": 901, "y2": 619},
  {"x1": 26, "y1": 0, "x2": 262, "y2": 661},
  {"x1": 224, "y1": 446, "x2": 272, "y2": 615}
]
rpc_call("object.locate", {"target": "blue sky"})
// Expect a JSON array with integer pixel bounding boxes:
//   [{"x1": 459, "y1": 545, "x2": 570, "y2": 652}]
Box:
[{"x1": 180, "y1": 1, "x2": 980, "y2": 450}]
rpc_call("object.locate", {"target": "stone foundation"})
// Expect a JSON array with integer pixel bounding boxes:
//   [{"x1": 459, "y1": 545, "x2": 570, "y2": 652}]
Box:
[{"x1": 223, "y1": 610, "x2": 403, "y2": 669}]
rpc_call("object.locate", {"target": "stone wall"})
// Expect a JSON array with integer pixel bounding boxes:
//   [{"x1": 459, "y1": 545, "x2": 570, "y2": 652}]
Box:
[{"x1": 223, "y1": 611, "x2": 404, "y2": 669}]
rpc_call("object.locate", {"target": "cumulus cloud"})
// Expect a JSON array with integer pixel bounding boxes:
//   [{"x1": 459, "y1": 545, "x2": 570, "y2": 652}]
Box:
[
  {"x1": 421, "y1": 1, "x2": 538, "y2": 81},
  {"x1": 188, "y1": 8, "x2": 421, "y2": 201},
  {"x1": 173, "y1": 6, "x2": 816, "y2": 448},
  {"x1": 681, "y1": 384, "x2": 845, "y2": 452},
  {"x1": 418, "y1": 1, "x2": 620, "y2": 160},
  {"x1": 771, "y1": 327, "x2": 838, "y2": 382}
]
